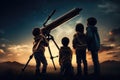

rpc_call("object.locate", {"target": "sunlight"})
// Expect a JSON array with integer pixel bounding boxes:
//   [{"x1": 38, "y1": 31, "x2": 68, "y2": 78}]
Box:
[{"x1": 109, "y1": 31, "x2": 113, "y2": 35}]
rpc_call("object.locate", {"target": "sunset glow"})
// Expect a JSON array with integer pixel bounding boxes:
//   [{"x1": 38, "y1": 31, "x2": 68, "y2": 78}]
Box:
[{"x1": 109, "y1": 31, "x2": 113, "y2": 35}]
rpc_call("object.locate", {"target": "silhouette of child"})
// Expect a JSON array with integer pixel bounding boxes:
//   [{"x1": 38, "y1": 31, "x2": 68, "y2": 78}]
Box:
[
  {"x1": 59, "y1": 37, "x2": 73, "y2": 76},
  {"x1": 32, "y1": 28, "x2": 48, "y2": 76},
  {"x1": 86, "y1": 17, "x2": 100, "y2": 75},
  {"x1": 72, "y1": 23, "x2": 88, "y2": 76}
]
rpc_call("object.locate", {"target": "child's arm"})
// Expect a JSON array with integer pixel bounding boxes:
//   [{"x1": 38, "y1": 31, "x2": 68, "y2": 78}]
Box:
[
  {"x1": 32, "y1": 38, "x2": 43, "y2": 52},
  {"x1": 40, "y1": 34, "x2": 49, "y2": 47},
  {"x1": 72, "y1": 34, "x2": 77, "y2": 49}
]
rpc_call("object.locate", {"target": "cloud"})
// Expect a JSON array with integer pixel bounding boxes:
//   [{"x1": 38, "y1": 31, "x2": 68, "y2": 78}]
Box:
[
  {"x1": 0, "y1": 49, "x2": 5, "y2": 54},
  {"x1": 0, "y1": 38, "x2": 10, "y2": 43},
  {"x1": 0, "y1": 44, "x2": 32, "y2": 57},
  {"x1": 113, "y1": 54, "x2": 120, "y2": 58},
  {"x1": 0, "y1": 49, "x2": 6, "y2": 62},
  {"x1": 107, "y1": 50, "x2": 120, "y2": 60},
  {"x1": 7, "y1": 44, "x2": 32, "y2": 56},
  {"x1": 0, "y1": 43, "x2": 34, "y2": 64},
  {"x1": 0, "y1": 30, "x2": 4, "y2": 34},
  {"x1": 108, "y1": 27, "x2": 120, "y2": 43},
  {"x1": 98, "y1": 1, "x2": 119, "y2": 14},
  {"x1": 99, "y1": 44, "x2": 114, "y2": 52},
  {"x1": 75, "y1": 17, "x2": 84, "y2": 24},
  {"x1": 103, "y1": 44, "x2": 120, "y2": 60},
  {"x1": 108, "y1": 37, "x2": 115, "y2": 42},
  {"x1": 0, "y1": 29, "x2": 11, "y2": 45},
  {"x1": 0, "y1": 30, "x2": 6, "y2": 44},
  {"x1": 110, "y1": 27, "x2": 120, "y2": 36},
  {"x1": 98, "y1": 3, "x2": 118, "y2": 13},
  {"x1": 1, "y1": 44, "x2": 6, "y2": 47}
]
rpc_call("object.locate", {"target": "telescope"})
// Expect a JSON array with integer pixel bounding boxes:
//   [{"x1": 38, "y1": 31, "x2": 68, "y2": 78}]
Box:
[{"x1": 41, "y1": 8, "x2": 82, "y2": 35}]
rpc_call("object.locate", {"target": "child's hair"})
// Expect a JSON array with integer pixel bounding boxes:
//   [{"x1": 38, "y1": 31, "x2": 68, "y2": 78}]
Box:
[
  {"x1": 61, "y1": 37, "x2": 69, "y2": 47},
  {"x1": 87, "y1": 17, "x2": 97, "y2": 26},
  {"x1": 75, "y1": 23, "x2": 84, "y2": 33},
  {"x1": 32, "y1": 28, "x2": 41, "y2": 36}
]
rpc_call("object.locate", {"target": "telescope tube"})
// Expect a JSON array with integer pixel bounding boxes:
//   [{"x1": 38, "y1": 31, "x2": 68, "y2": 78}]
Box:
[{"x1": 41, "y1": 8, "x2": 82, "y2": 34}]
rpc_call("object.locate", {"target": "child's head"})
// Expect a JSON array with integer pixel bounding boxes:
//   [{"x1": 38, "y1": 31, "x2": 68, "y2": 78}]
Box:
[
  {"x1": 75, "y1": 23, "x2": 84, "y2": 33},
  {"x1": 61, "y1": 37, "x2": 69, "y2": 47},
  {"x1": 32, "y1": 28, "x2": 41, "y2": 36},
  {"x1": 87, "y1": 17, "x2": 97, "y2": 26}
]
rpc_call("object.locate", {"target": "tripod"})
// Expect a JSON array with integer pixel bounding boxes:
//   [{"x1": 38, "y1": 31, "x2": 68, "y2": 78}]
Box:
[
  {"x1": 43, "y1": 9, "x2": 59, "y2": 70},
  {"x1": 46, "y1": 33, "x2": 59, "y2": 70}
]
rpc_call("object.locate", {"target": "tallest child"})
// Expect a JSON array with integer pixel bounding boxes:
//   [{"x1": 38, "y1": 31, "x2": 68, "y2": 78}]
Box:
[{"x1": 86, "y1": 17, "x2": 100, "y2": 75}]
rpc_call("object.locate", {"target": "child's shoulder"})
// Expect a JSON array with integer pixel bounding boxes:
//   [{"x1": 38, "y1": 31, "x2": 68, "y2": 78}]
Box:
[
  {"x1": 73, "y1": 33, "x2": 78, "y2": 37},
  {"x1": 74, "y1": 33, "x2": 86, "y2": 37},
  {"x1": 60, "y1": 46, "x2": 72, "y2": 53}
]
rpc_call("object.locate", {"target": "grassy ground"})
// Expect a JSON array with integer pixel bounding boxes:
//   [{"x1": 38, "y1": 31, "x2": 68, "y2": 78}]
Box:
[{"x1": 0, "y1": 60, "x2": 120, "y2": 80}]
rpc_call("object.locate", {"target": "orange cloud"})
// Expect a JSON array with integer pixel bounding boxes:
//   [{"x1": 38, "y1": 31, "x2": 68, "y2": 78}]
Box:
[
  {"x1": 109, "y1": 31, "x2": 113, "y2": 35},
  {"x1": 7, "y1": 44, "x2": 32, "y2": 56},
  {"x1": 0, "y1": 49, "x2": 5, "y2": 54},
  {"x1": 0, "y1": 44, "x2": 33, "y2": 64}
]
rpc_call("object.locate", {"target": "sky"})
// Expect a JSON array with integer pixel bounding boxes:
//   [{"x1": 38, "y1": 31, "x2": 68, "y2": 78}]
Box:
[{"x1": 0, "y1": 0, "x2": 120, "y2": 68}]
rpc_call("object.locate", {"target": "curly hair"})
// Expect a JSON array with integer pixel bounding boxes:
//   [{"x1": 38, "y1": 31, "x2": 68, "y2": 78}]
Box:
[
  {"x1": 61, "y1": 37, "x2": 69, "y2": 46},
  {"x1": 75, "y1": 23, "x2": 84, "y2": 33},
  {"x1": 87, "y1": 17, "x2": 97, "y2": 26}
]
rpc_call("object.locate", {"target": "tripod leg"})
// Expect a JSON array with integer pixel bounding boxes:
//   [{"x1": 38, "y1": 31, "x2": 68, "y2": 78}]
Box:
[
  {"x1": 22, "y1": 54, "x2": 33, "y2": 72},
  {"x1": 47, "y1": 45, "x2": 57, "y2": 70},
  {"x1": 52, "y1": 39, "x2": 60, "y2": 50}
]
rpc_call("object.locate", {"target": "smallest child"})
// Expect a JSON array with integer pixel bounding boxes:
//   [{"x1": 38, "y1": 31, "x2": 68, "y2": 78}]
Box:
[{"x1": 59, "y1": 37, "x2": 73, "y2": 76}]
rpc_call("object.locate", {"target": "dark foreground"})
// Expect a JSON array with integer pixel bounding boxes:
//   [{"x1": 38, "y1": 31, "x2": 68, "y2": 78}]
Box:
[
  {"x1": 0, "y1": 72, "x2": 119, "y2": 80},
  {"x1": 0, "y1": 60, "x2": 120, "y2": 80}
]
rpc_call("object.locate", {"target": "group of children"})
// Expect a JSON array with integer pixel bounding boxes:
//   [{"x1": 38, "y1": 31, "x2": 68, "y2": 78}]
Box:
[{"x1": 32, "y1": 17, "x2": 100, "y2": 77}]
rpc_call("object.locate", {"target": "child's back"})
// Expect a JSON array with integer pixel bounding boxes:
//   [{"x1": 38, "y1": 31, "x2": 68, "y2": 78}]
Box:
[
  {"x1": 59, "y1": 46, "x2": 72, "y2": 66},
  {"x1": 73, "y1": 32, "x2": 87, "y2": 50},
  {"x1": 59, "y1": 37, "x2": 73, "y2": 76}
]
